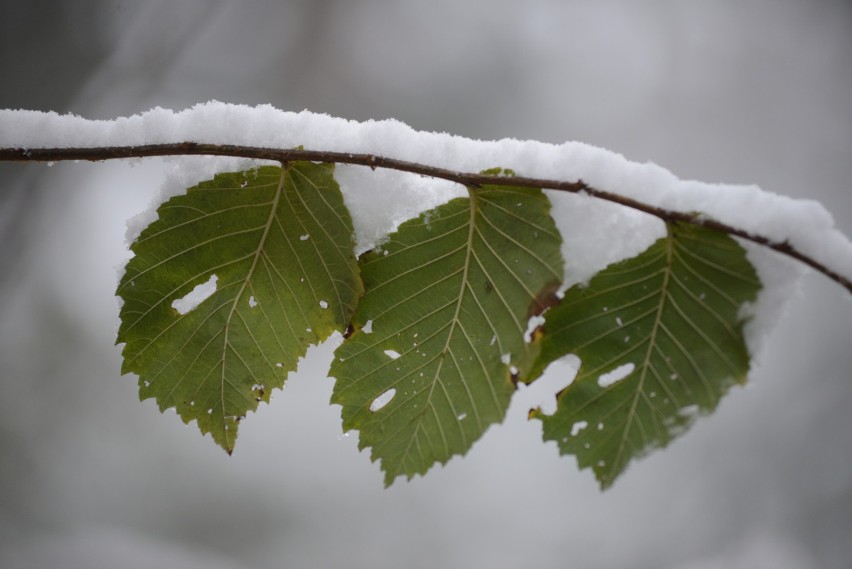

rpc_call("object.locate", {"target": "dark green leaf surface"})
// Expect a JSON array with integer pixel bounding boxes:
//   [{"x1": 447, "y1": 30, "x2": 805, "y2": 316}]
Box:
[
  {"x1": 331, "y1": 178, "x2": 563, "y2": 484},
  {"x1": 531, "y1": 223, "x2": 761, "y2": 488},
  {"x1": 117, "y1": 163, "x2": 361, "y2": 452}
]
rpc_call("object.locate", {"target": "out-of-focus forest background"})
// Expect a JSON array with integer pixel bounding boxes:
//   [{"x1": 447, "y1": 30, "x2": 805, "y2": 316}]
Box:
[{"x1": 1, "y1": 2, "x2": 851, "y2": 568}]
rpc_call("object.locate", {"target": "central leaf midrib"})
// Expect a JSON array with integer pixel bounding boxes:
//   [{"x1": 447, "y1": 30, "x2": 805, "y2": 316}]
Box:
[
  {"x1": 218, "y1": 166, "x2": 287, "y2": 445},
  {"x1": 609, "y1": 230, "x2": 673, "y2": 481},
  {"x1": 404, "y1": 190, "x2": 479, "y2": 462}
]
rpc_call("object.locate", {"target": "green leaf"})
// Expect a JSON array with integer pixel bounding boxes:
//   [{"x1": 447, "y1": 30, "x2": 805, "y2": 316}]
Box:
[
  {"x1": 330, "y1": 176, "x2": 563, "y2": 485},
  {"x1": 530, "y1": 222, "x2": 761, "y2": 489},
  {"x1": 116, "y1": 163, "x2": 362, "y2": 452}
]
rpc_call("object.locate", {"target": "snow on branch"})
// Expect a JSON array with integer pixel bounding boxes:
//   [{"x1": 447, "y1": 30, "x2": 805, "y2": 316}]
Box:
[{"x1": 1, "y1": 102, "x2": 850, "y2": 296}]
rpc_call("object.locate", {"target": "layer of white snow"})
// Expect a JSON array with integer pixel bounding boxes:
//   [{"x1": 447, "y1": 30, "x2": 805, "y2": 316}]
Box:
[{"x1": 2, "y1": 102, "x2": 850, "y2": 357}]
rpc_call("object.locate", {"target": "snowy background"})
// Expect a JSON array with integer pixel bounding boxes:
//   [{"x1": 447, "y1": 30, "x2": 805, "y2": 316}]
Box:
[{"x1": 1, "y1": 1, "x2": 851, "y2": 568}]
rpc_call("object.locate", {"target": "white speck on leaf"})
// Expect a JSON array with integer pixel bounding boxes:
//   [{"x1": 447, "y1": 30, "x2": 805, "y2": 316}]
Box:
[
  {"x1": 384, "y1": 349, "x2": 401, "y2": 360},
  {"x1": 319, "y1": 300, "x2": 328, "y2": 309}
]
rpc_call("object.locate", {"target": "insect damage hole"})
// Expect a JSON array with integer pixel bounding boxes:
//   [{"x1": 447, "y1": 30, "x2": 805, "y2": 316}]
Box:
[
  {"x1": 369, "y1": 388, "x2": 396, "y2": 412},
  {"x1": 171, "y1": 274, "x2": 218, "y2": 315},
  {"x1": 597, "y1": 362, "x2": 636, "y2": 388},
  {"x1": 383, "y1": 349, "x2": 401, "y2": 360}
]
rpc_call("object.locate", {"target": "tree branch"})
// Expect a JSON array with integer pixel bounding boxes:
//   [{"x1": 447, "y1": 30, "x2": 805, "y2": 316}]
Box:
[{"x1": 2, "y1": 143, "x2": 849, "y2": 294}]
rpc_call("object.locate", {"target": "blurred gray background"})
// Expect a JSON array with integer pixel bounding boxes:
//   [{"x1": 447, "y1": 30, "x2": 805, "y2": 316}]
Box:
[{"x1": 1, "y1": 1, "x2": 851, "y2": 568}]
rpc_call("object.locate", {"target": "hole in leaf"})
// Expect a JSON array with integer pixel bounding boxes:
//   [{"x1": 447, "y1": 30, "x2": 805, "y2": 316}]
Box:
[
  {"x1": 524, "y1": 315, "x2": 546, "y2": 343},
  {"x1": 171, "y1": 274, "x2": 218, "y2": 315},
  {"x1": 571, "y1": 420, "x2": 588, "y2": 436},
  {"x1": 384, "y1": 349, "x2": 401, "y2": 360},
  {"x1": 523, "y1": 355, "x2": 579, "y2": 416},
  {"x1": 369, "y1": 388, "x2": 396, "y2": 412},
  {"x1": 597, "y1": 362, "x2": 635, "y2": 388}
]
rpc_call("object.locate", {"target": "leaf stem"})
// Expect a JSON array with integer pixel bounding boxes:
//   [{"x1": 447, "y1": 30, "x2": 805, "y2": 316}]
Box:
[{"x1": 1, "y1": 143, "x2": 849, "y2": 294}]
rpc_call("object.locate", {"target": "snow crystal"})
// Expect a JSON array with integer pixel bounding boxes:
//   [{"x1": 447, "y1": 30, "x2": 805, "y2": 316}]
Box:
[{"x1": 171, "y1": 274, "x2": 218, "y2": 315}]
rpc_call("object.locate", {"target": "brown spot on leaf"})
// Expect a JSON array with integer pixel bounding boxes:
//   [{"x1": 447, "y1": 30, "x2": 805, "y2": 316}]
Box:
[
  {"x1": 526, "y1": 279, "x2": 561, "y2": 319},
  {"x1": 528, "y1": 325, "x2": 545, "y2": 344}
]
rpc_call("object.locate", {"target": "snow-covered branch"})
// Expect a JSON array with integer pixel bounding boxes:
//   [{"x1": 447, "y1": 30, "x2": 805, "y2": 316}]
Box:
[{"x1": 1, "y1": 103, "x2": 850, "y2": 297}]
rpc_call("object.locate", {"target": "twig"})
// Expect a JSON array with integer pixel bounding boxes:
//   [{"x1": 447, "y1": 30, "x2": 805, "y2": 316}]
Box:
[{"x1": 1, "y1": 143, "x2": 849, "y2": 293}]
